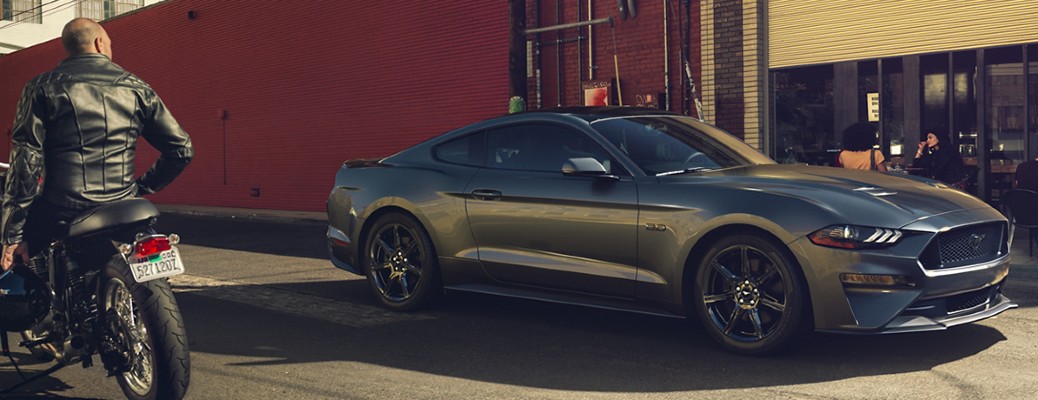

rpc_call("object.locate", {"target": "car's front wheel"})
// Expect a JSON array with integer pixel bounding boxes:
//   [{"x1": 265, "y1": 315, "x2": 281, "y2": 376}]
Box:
[
  {"x1": 692, "y1": 233, "x2": 809, "y2": 355},
  {"x1": 363, "y1": 212, "x2": 441, "y2": 311}
]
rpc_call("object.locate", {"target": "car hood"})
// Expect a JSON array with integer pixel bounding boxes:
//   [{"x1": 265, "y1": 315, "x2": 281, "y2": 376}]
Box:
[{"x1": 675, "y1": 164, "x2": 995, "y2": 229}]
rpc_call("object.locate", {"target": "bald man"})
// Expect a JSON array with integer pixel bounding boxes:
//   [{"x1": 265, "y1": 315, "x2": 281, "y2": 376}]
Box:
[{"x1": 1, "y1": 18, "x2": 194, "y2": 270}]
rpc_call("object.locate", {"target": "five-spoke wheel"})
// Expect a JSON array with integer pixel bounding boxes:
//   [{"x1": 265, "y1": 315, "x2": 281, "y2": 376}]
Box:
[{"x1": 364, "y1": 212, "x2": 441, "y2": 310}]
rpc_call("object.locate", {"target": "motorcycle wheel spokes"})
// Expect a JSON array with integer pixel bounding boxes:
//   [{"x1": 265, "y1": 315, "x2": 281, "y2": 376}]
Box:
[{"x1": 105, "y1": 279, "x2": 154, "y2": 396}]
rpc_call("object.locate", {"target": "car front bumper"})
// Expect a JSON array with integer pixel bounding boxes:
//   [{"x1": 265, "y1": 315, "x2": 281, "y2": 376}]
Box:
[{"x1": 790, "y1": 235, "x2": 1016, "y2": 334}]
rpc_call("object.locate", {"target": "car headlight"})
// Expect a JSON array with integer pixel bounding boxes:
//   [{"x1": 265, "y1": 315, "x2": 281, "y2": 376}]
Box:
[{"x1": 808, "y1": 225, "x2": 902, "y2": 249}]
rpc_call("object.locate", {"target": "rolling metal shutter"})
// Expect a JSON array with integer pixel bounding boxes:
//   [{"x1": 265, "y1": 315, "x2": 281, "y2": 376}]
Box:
[{"x1": 769, "y1": 0, "x2": 1038, "y2": 69}]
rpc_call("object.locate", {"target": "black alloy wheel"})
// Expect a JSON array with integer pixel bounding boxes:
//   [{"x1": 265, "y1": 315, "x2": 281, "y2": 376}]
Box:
[
  {"x1": 364, "y1": 212, "x2": 441, "y2": 311},
  {"x1": 693, "y1": 234, "x2": 808, "y2": 355}
]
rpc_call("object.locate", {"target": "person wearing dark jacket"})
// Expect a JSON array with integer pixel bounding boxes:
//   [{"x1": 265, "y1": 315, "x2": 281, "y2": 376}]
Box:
[
  {"x1": 1015, "y1": 156, "x2": 1038, "y2": 192},
  {"x1": 912, "y1": 131, "x2": 964, "y2": 184},
  {"x1": 1, "y1": 18, "x2": 193, "y2": 271}
]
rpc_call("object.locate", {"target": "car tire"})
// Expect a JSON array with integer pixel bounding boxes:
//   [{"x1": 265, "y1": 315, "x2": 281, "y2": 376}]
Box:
[
  {"x1": 362, "y1": 212, "x2": 442, "y2": 311},
  {"x1": 692, "y1": 233, "x2": 809, "y2": 355}
]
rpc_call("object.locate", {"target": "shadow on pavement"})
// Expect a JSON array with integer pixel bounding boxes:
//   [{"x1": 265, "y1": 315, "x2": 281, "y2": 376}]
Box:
[
  {"x1": 0, "y1": 352, "x2": 102, "y2": 399},
  {"x1": 157, "y1": 210, "x2": 1031, "y2": 392},
  {"x1": 154, "y1": 214, "x2": 327, "y2": 260},
  {"x1": 177, "y1": 280, "x2": 1012, "y2": 393}
]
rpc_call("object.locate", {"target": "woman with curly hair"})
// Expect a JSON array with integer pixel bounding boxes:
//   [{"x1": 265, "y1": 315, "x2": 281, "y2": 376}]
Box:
[{"x1": 836, "y1": 122, "x2": 887, "y2": 171}]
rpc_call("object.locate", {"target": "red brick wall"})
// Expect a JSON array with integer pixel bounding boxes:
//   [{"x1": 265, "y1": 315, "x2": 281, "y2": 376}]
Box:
[
  {"x1": 0, "y1": 0, "x2": 510, "y2": 212},
  {"x1": 712, "y1": 0, "x2": 745, "y2": 138},
  {"x1": 525, "y1": 0, "x2": 701, "y2": 115}
]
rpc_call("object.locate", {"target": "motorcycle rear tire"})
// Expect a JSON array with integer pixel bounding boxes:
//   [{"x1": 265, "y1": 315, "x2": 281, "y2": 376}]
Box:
[{"x1": 99, "y1": 256, "x2": 190, "y2": 400}]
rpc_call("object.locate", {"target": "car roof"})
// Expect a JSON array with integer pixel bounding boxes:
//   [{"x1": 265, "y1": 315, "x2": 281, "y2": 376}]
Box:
[{"x1": 521, "y1": 106, "x2": 683, "y2": 122}]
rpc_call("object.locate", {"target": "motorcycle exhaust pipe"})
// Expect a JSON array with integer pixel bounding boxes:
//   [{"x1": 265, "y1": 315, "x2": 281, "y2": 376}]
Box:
[
  {"x1": 67, "y1": 335, "x2": 86, "y2": 350},
  {"x1": 58, "y1": 335, "x2": 89, "y2": 364}
]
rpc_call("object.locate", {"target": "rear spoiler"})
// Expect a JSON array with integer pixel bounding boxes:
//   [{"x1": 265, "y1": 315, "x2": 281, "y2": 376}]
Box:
[{"x1": 343, "y1": 158, "x2": 385, "y2": 168}]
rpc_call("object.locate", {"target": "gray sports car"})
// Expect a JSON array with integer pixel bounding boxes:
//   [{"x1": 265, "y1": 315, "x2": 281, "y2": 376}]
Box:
[{"x1": 326, "y1": 107, "x2": 1016, "y2": 354}]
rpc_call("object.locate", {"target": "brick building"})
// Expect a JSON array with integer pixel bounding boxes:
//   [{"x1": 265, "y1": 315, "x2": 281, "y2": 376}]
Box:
[
  {"x1": 0, "y1": 0, "x2": 512, "y2": 212},
  {"x1": 0, "y1": 1, "x2": 731, "y2": 212}
]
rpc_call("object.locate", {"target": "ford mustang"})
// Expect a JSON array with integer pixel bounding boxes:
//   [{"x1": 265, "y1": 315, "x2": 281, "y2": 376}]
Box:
[{"x1": 326, "y1": 107, "x2": 1016, "y2": 354}]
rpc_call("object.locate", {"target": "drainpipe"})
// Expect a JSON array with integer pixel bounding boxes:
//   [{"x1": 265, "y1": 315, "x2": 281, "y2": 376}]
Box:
[
  {"x1": 509, "y1": 0, "x2": 528, "y2": 108},
  {"x1": 535, "y1": 0, "x2": 542, "y2": 108},
  {"x1": 577, "y1": 1, "x2": 582, "y2": 101},
  {"x1": 588, "y1": 0, "x2": 594, "y2": 80},
  {"x1": 663, "y1": 0, "x2": 670, "y2": 110},
  {"x1": 556, "y1": 0, "x2": 562, "y2": 106}
]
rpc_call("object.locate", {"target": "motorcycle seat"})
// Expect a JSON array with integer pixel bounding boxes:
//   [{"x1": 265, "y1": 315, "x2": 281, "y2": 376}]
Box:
[{"x1": 61, "y1": 198, "x2": 160, "y2": 239}]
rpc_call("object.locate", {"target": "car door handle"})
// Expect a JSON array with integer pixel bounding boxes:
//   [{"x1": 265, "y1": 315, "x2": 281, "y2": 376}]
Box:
[{"x1": 471, "y1": 189, "x2": 503, "y2": 201}]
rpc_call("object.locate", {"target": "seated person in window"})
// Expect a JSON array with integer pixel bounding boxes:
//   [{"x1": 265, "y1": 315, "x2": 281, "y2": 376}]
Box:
[
  {"x1": 912, "y1": 131, "x2": 964, "y2": 184},
  {"x1": 1015, "y1": 155, "x2": 1038, "y2": 192},
  {"x1": 835, "y1": 122, "x2": 887, "y2": 171}
]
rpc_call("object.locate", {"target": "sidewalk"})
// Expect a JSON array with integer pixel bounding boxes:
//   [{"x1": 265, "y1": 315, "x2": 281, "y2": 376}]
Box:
[
  {"x1": 1009, "y1": 234, "x2": 1038, "y2": 282},
  {"x1": 156, "y1": 204, "x2": 1038, "y2": 273}
]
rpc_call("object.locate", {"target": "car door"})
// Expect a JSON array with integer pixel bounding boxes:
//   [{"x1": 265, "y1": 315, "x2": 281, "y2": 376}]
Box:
[{"x1": 464, "y1": 122, "x2": 639, "y2": 297}]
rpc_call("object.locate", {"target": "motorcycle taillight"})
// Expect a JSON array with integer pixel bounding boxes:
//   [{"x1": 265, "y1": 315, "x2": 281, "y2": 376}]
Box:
[{"x1": 134, "y1": 236, "x2": 171, "y2": 257}]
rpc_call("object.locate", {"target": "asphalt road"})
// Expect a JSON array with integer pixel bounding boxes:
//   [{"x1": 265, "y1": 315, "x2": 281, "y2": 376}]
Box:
[{"x1": 2, "y1": 213, "x2": 1036, "y2": 399}]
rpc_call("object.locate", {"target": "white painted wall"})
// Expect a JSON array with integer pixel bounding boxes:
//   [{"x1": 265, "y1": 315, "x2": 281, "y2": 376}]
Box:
[{"x1": 0, "y1": 0, "x2": 163, "y2": 55}]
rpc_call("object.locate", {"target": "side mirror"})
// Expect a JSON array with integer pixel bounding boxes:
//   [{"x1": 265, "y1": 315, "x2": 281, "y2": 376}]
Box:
[{"x1": 562, "y1": 157, "x2": 619, "y2": 180}]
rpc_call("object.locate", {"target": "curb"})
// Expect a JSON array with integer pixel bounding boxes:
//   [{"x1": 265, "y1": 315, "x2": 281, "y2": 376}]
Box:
[{"x1": 156, "y1": 205, "x2": 327, "y2": 224}]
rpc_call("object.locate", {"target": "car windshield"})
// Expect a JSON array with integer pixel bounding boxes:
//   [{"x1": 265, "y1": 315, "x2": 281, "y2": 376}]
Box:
[{"x1": 591, "y1": 116, "x2": 776, "y2": 176}]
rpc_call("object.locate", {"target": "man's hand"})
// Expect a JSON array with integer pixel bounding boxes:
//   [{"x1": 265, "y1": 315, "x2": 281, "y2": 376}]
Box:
[{"x1": 2, "y1": 242, "x2": 30, "y2": 271}]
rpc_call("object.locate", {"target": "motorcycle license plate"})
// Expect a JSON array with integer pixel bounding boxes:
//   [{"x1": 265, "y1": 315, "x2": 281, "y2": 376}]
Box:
[{"x1": 128, "y1": 247, "x2": 185, "y2": 283}]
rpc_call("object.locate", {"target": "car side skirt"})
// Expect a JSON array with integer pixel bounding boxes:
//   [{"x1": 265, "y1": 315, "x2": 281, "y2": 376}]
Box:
[{"x1": 444, "y1": 283, "x2": 686, "y2": 319}]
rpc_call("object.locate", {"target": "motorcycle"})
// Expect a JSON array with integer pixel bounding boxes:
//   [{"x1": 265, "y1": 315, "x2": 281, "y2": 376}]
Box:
[{"x1": 0, "y1": 198, "x2": 190, "y2": 400}]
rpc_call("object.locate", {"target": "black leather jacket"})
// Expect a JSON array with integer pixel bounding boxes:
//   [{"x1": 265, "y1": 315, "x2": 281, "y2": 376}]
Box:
[{"x1": 2, "y1": 54, "x2": 193, "y2": 245}]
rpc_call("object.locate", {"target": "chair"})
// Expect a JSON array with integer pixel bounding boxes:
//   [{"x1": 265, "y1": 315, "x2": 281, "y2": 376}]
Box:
[{"x1": 1001, "y1": 189, "x2": 1038, "y2": 257}]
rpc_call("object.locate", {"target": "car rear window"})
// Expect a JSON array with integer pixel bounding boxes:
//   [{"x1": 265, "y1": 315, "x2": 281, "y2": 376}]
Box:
[{"x1": 435, "y1": 133, "x2": 485, "y2": 166}]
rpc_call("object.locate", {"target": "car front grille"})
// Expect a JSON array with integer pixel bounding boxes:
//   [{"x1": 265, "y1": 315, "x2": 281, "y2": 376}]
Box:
[
  {"x1": 903, "y1": 279, "x2": 1004, "y2": 318},
  {"x1": 919, "y1": 222, "x2": 1007, "y2": 270},
  {"x1": 946, "y1": 286, "x2": 995, "y2": 313}
]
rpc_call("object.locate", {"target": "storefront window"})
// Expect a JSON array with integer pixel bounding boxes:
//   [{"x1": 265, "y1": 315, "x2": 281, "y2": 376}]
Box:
[
  {"x1": 1029, "y1": 45, "x2": 1038, "y2": 160},
  {"x1": 986, "y1": 46, "x2": 1025, "y2": 204},
  {"x1": 772, "y1": 65, "x2": 835, "y2": 165},
  {"x1": 881, "y1": 58, "x2": 905, "y2": 160},
  {"x1": 921, "y1": 54, "x2": 950, "y2": 138},
  {"x1": 952, "y1": 51, "x2": 978, "y2": 150},
  {"x1": 986, "y1": 47, "x2": 1025, "y2": 163},
  {"x1": 857, "y1": 61, "x2": 879, "y2": 124}
]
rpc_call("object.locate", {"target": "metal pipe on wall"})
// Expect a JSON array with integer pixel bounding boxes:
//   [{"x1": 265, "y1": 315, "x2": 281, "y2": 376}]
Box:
[
  {"x1": 535, "y1": 0, "x2": 543, "y2": 108},
  {"x1": 524, "y1": 17, "x2": 613, "y2": 34},
  {"x1": 577, "y1": 1, "x2": 582, "y2": 103},
  {"x1": 664, "y1": 0, "x2": 670, "y2": 110},
  {"x1": 588, "y1": 0, "x2": 594, "y2": 80},
  {"x1": 556, "y1": 0, "x2": 563, "y2": 106}
]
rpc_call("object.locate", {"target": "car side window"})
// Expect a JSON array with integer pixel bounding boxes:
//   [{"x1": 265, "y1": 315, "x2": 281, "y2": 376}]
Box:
[
  {"x1": 434, "y1": 132, "x2": 485, "y2": 167},
  {"x1": 595, "y1": 118, "x2": 730, "y2": 175},
  {"x1": 486, "y1": 124, "x2": 613, "y2": 173}
]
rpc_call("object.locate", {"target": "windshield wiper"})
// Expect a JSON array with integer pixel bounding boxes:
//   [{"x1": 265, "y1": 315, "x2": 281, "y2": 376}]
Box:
[{"x1": 655, "y1": 167, "x2": 712, "y2": 176}]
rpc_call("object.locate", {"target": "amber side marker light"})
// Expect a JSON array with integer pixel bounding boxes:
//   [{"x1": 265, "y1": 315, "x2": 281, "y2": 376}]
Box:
[{"x1": 840, "y1": 273, "x2": 916, "y2": 287}]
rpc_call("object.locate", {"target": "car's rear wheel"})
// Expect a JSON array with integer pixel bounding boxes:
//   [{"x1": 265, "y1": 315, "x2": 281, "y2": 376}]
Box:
[
  {"x1": 363, "y1": 212, "x2": 441, "y2": 311},
  {"x1": 692, "y1": 233, "x2": 809, "y2": 355}
]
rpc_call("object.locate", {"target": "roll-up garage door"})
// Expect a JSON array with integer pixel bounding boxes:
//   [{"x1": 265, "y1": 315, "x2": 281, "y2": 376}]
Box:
[{"x1": 769, "y1": 0, "x2": 1038, "y2": 69}]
